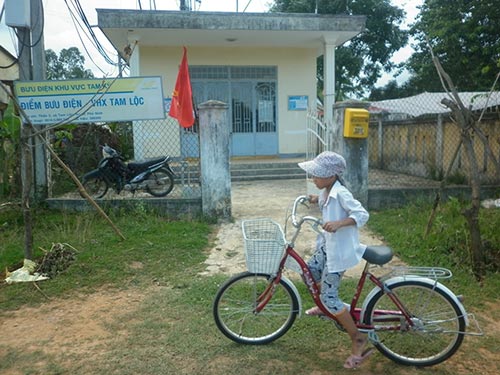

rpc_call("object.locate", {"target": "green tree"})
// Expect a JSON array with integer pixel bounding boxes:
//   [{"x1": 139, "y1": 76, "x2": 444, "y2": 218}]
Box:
[
  {"x1": 404, "y1": 0, "x2": 500, "y2": 92},
  {"x1": 270, "y1": 0, "x2": 408, "y2": 99},
  {"x1": 45, "y1": 47, "x2": 94, "y2": 80},
  {"x1": 369, "y1": 80, "x2": 406, "y2": 100},
  {"x1": 0, "y1": 100, "x2": 22, "y2": 197}
]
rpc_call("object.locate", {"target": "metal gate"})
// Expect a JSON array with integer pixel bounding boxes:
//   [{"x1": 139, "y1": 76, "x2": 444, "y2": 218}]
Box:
[
  {"x1": 231, "y1": 81, "x2": 277, "y2": 156},
  {"x1": 254, "y1": 82, "x2": 277, "y2": 155},
  {"x1": 188, "y1": 66, "x2": 277, "y2": 157},
  {"x1": 306, "y1": 108, "x2": 330, "y2": 160},
  {"x1": 305, "y1": 108, "x2": 331, "y2": 194}
]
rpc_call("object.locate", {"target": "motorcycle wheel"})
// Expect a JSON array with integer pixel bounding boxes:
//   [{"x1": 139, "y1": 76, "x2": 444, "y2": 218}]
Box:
[
  {"x1": 146, "y1": 167, "x2": 174, "y2": 197},
  {"x1": 82, "y1": 177, "x2": 108, "y2": 199}
]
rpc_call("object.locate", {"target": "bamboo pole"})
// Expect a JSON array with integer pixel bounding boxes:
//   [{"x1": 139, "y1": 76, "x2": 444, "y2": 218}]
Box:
[
  {"x1": 36, "y1": 130, "x2": 126, "y2": 241},
  {"x1": 1, "y1": 85, "x2": 125, "y2": 241}
]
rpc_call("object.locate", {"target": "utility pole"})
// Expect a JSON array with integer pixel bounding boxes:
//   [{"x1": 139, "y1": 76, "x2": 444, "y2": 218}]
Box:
[
  {"x1": 17, "y1": 20, "x2": 34, "y2": 260},
  {"x1": 12, "y1": 0, "x2": 47, "y2": 260},
  {"x1": 31, "y1": 0, "x2": 49, "y2": 201}
]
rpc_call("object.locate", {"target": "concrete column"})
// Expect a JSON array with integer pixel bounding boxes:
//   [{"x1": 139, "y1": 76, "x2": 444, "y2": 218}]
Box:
[
  {"x1": 198, "y1": 100, "x2": 231, "y2": 218},
  {"x1": 330, "y1": 101, "x2": 370, "y2": 206},
  {"x1": 323, "y1": 43, "x2": 336, "y2": 127}
]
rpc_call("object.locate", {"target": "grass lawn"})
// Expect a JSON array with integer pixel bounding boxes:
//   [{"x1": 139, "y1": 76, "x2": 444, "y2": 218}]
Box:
[{"x1": 0, "y1": 199, "x2": 499, "y2": 375}]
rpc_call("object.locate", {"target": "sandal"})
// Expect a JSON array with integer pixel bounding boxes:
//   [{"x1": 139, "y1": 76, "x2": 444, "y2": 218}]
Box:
[
  {"x1": 343, "y1": 348, "x2": 375, "y2": 369},
  {"x1": 305, "y1": 306, "x2": 324, "y2": 316}
]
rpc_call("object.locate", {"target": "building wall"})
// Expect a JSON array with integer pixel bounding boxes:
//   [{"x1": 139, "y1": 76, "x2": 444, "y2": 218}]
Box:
[
  {"x1": 0, "y1": 48, "x2": 19, "y2": 110},
  {"x1": 138, "y1": 45, "x2": 317, "y2": 157},
  {"x1": 0, "y1": 50, "x2": 18, "y2": 81}
]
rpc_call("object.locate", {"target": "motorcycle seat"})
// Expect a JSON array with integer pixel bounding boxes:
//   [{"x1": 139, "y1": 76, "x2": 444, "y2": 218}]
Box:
[{"x1": 128, "y1": 157, "x2": 167, "y2": 170}]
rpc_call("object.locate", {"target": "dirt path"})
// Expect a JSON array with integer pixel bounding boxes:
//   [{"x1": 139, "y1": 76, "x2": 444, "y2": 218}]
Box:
[{"x1": 201, "y1": 178, "x2": 390, "y2": 277}]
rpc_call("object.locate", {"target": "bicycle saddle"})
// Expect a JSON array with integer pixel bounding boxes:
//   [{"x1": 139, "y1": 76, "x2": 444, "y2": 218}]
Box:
[{"x1": 363, "y1": 245, "x2": 393, "y2": 265}]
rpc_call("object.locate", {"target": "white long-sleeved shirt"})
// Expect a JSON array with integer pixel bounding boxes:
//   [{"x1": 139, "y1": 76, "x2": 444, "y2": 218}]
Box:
[{"x1": 318, "y1": 180, "x2": 369, "y2": 273}]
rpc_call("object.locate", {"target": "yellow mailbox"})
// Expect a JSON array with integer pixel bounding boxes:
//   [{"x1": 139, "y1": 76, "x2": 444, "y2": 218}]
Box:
[{"x1": 343, "y1": 108, "x2": 369, "y2": 138}]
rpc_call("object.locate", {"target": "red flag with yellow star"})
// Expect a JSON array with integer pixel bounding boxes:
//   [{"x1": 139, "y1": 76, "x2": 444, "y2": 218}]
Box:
[{"x1": 169, "y1": 47, "x2": 195, "y2": 128}]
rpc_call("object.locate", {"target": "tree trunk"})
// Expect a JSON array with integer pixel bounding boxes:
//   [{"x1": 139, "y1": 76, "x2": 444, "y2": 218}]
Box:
[
  {"x1": 441, "y1": 98, "x2": 485, "y2": 280},
  {"x1": 460, "y1": 129, "x2": 484, "y2": 279}
]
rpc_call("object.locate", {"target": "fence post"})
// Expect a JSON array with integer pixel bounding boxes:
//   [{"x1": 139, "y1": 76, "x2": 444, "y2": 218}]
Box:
[
  {"x1": 436, "y1": 114, "x2": 444, "y2": 177},
  {"x1": 330, "y1": 100, "x2": 370, "y2": 206},
  {"x1": 377, "y1": 117, "x2": 384, "y2": 168},
  {"x1": 198, "y1": 100, "x2": 231, "y2": 219}
]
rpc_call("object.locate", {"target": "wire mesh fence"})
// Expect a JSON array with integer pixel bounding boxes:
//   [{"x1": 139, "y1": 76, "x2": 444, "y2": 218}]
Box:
[
  {"x1": 49, "y1": 116, "x2": 201, "y2": 199},
  {"x1": 368, "y1": 92, "x2": 500, "y2": 188},
  {"x1": 305, "y1": 93, "x2": 500, "y2": 190},
  {"x1": 2, "y1": 92, "x2": 499, "y2": 202}
]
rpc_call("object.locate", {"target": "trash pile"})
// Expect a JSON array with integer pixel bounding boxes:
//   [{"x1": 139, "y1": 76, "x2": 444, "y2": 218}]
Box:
[
  {"x1": 36, "y1": 243, "x2": 78, "y2": 278},
  {"x1": 4, "y1": 243, "x2": 77, "y2": 284},
  {"x1": 481, "y1": 198, "x2": 500, "y2": 209},
  {"x1": 4, "y1": 259, "x2": 48, "y2": 284}
]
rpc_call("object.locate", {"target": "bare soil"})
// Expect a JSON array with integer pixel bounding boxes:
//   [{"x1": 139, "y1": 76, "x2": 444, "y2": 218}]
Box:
[
  {"x1": 1, "y1": 179, "x2": 498, "y2": 375},
  {"x1": 202, "y1": 179, "x2": 398, "y2": 277}
]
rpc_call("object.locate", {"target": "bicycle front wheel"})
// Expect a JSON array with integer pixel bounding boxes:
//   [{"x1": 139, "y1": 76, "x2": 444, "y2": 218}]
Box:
[
  {"x1": 363, "y1": 279, "x2": 465, "y2": 367},
  {"x1": 213, "y1": 272, "x2": 299, "y2": 345}
]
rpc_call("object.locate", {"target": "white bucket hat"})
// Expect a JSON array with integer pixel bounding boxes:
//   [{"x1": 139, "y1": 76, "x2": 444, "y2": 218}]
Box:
[{"x1": 298, "y1": 151, "x2": 346, "y2": 178}]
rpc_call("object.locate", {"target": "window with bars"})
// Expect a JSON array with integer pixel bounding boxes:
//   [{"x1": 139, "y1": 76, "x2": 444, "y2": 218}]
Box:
[{"x1": 190, "y1": 66, "x2": 277, "y2": 80}]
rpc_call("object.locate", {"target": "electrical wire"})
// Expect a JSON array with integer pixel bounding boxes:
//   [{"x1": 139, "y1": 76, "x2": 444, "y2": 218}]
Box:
[
  {"x1": 243, "y1": 0, "x2": 253, "y2": 12},
  {"x1": 63, "y1": 0, "x2": 120, "y2": 67},
  {"x1": 0, "y1": 0, "x2": 136, "y2": 140},
  {"x1": 72, "y1": 0, "x2": 118, "y2": 64},
  {"x1": 0, "y1": 39, "x2": 21, "y2": 69},
  {"x1": 64, "y1": 1, "x2": 112, "y2": 76},
  {"x1": 27, "y1": 41, "x2": 137, "y2": 136},
  {"x1": 0, "y1": 2, "x2": 24, "y2": 69}
]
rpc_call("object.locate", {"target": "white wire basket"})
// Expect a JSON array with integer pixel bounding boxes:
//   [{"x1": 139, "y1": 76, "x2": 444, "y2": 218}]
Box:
[{"x1": 242, "y1": 219, "x2": 286, "y2": 274}]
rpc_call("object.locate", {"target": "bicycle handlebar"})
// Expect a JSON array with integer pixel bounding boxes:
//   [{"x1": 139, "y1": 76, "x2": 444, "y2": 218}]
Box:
[{"x1": 291, "y1": 195, "x2": 323, "y2": 232}]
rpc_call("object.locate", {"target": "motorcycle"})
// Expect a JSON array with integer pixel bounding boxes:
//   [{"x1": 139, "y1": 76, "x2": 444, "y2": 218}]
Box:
[{"x1": 81, "y1": 145, "x2": 175, "y2": 199}]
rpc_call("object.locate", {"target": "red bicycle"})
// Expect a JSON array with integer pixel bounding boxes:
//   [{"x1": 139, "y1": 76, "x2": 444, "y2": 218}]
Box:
[{"x1": 213, "y1": 195, "x2": 482, "y2": 367}]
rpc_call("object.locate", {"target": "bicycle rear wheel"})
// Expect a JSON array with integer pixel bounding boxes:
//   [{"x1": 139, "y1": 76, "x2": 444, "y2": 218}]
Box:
[
  {"x1": 363, "y1": 280, "x2": 465, "y2": 367},
  {"x1": 213, "y1": 272, "x2": 299, "y2": 345}
]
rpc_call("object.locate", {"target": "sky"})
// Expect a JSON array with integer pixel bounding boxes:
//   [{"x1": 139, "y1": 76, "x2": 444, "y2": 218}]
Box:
[{"x1": 0, "y1": 0, "x2": 422, "y2": 86}]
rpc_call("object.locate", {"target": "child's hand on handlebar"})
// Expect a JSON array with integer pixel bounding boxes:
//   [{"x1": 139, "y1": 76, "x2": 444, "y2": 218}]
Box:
[{"x1": 308, "y1": 194, "x2": 319, "y2": 204}]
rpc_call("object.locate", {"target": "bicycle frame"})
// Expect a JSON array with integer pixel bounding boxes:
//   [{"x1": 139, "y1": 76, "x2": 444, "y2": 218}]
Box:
[
  {"x1": 213, "y1": 195, "x2": 483, "y2": 367},
  {"x1": 248, "y1": 193, "x2": 480, "y2": 343},
  {"x1": 254, "y1": 243, "x2": 415, "y2": 334}
]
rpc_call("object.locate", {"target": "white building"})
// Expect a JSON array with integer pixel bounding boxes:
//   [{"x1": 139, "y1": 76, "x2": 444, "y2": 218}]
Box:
[{"x1": 97, "y1": 10, "x2": 365, "y2": 158}]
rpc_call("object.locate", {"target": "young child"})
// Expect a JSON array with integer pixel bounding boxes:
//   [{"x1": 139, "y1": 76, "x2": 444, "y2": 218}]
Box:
[{"x1": 298, "y1": 151, "x2": 373, "y2": 369}]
